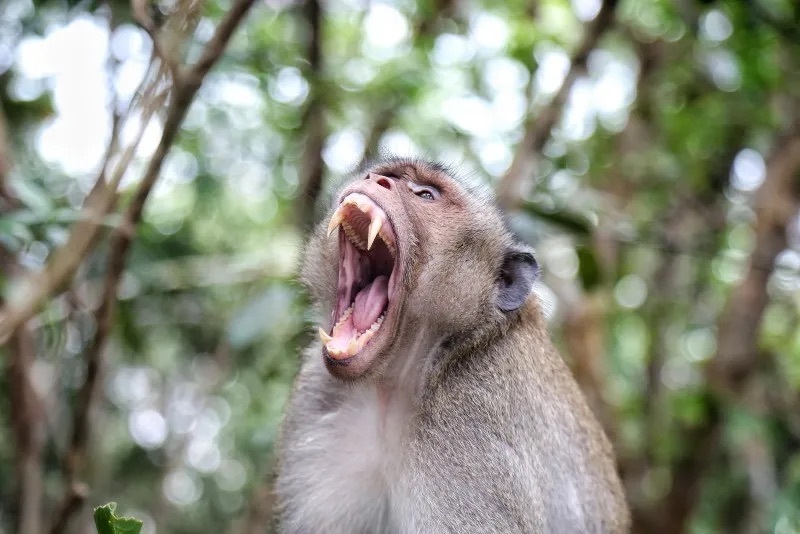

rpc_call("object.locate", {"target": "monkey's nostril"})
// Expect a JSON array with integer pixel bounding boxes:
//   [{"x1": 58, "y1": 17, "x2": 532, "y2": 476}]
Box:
[{"x1": 368, "y1": 173, "x2": 394, "y2": 190}]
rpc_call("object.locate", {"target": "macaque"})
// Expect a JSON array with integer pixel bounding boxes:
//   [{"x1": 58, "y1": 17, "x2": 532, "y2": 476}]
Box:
[{"x1": 275, "y1": 159, "x2": 629, "y2": 533}]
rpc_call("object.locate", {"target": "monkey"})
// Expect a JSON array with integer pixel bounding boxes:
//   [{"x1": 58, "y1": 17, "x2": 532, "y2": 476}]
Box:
[{"x1": 274, "y1": 158, "x2": 629, "y2": 533}]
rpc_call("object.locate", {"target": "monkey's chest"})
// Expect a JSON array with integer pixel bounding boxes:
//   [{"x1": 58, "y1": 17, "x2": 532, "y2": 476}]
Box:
[
  {"x1": 289, "y1": 387, "x2": 411, "y2": 526},
  {"x1": 326, "y1": 387, "x2": 408, "y2": 478}
]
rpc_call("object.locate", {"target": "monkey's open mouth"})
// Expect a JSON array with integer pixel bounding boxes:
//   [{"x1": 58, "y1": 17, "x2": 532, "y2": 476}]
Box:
[{"x1": 320, "y1": 193, "x2": 398, "y2": 360}]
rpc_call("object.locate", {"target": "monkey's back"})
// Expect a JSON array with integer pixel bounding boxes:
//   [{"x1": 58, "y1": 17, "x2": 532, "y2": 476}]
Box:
[{"x1": 401, "y1": 302, "x2": 629, "y2": 533}]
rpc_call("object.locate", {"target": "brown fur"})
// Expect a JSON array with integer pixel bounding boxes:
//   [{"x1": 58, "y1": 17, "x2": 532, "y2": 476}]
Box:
[{"x1": 275, "y1": 159, "x2": 629, "y2": 533}]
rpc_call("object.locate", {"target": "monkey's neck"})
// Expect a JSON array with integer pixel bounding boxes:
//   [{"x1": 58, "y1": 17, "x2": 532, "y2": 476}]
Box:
[
  {"x1": 340, "y1": 301, "x2": 548, "y2": 409},
  {"x1": 417, "y1": 301, "x2": 551, "y2": 394},
  {"x1": 377, "y1": 319, "x2": 444, "y2": 401}
]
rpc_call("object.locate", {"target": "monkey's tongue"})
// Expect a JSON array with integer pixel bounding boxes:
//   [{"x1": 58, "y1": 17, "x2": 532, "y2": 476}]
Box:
[
  {"x1": 352, "y1": 275, "x2": 389, "y2": 332},
  {"x1": 325, "y1": 276, "x2": 388, "y2": 358}
]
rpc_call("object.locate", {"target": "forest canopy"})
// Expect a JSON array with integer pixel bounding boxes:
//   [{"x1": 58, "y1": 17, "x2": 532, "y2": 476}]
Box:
[{"x1": 0, "y1": 0, "x2": 799, "y2": 532}]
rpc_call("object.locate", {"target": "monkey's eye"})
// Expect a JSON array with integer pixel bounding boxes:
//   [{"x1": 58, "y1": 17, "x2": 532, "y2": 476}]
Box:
[{"x1": 408, "y1": 182, "x2": 439, "y2": 201}]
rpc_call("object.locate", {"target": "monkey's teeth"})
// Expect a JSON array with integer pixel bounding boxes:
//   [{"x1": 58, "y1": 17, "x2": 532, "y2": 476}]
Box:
[
  {"x1": 318, "y1": 327, "x2": 333, "y2": 344},
  {"x1": 331, "y1": 193, "x2": 396, "y2": 256},
  {"x1": 354, "y1": 313, "x2": 386, "y2": 351},
  {"x1": 380, "y1": 232, "x2": 396, "y2": 257},
  {"x1": 327, "y1": 208, "x2": 344, "y2": 237},
  {"x1": 367, "y1": 214, "x2": 384, "y2": 250},
  {"x1": 332, "y1": 304, "x2": 354, "y2": 330},
  {"x1": 326, "y1": 309, "x2": 388, "y2": 356},
  {"x1": 327, "y1": 346, "x2": 344, "y2": 357},
  {"x1": 357, "y1": 334, "x2": 371, "y2": 351},
  {"x1": 343, "y1": 222, "x2": 367, "y2": 250}
]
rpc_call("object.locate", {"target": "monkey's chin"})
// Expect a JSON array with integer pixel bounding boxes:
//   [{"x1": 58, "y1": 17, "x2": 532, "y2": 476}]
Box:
[
  {"x1": 318, "y1": 192, "x2": 401, "y2": 379},
  {"x1": 321, "y1": 339, "x2": 389, "y2": 379}
]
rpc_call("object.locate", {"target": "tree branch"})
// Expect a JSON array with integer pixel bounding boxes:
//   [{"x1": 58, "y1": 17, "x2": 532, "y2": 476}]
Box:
[
  {"x1": 294, "y1": 0, "x2": 326, "y2": 231},
  {"x1": 497, "y1": 0, "x2": 618, "y2": 209},
  {"x1": 48, "y1": 1, "x2": 258, "y2": 530},
  {"x1": 709, "y1": 130, "x2": 800, "y2": 390},
  {"x1": 131, "y1": 0, "x2": 180, "y2": 78},
  {"x1": 655, "y1": 124, "x2": 800, "y2": 533},
  {"x1": 0, "y1": 87, "x2": 46, "y2": 534},
  {"x1": 0, "y1": 67, "x2": 166, "y2": 344},
  {"x1": 6, "y1": 326, "x2": 45, "y2": 534}
]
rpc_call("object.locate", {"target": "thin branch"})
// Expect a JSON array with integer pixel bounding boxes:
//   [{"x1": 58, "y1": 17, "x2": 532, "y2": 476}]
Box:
[
  {"x1": 496, "y1": 0, "x2": 618, "y2": 209},
  {"x1": 6, "y1": 325, "x2": 45, "y2": 534},
  {"x1": 709, "y1": 131, "x2": 800, "y2": 390},
  {"x1": 186, "y1": 0, "x2": 254, "y2": 82},
  {"x1": 294, "y1": 0, "x2": 326, "y2": 231},
  {"x1": 656, "y1": 124, "x2": 800, "y2": 533},
  {"x1": 48, "y1": 1, "x2": 258, "y2": 530},
  {"x1": 131, "y1": 0, "x2": 181, "y2": 79},
  {"x1": 0, "y1": 70, "x2": 165, "y2": 345},
  {"x1": 0, "y1": 0, "x2": 255, "y2": 344},
  {"x1": 0, "y1": 90, "x2": 46, "y2": 534}
]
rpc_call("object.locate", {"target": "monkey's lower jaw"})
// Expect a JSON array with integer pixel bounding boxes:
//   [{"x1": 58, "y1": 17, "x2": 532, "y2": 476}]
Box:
[{"x1": 320, "y1": 193, "x2": 399, "y2": 361}]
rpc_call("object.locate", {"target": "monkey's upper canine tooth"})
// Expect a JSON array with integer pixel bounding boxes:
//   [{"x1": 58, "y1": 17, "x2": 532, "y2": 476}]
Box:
[
  {"x1": 327, "y1": 207, "x2": 345, "y2": 236},
  {"x1": 367, "y1": 214, "x2": 384, "y2": 250}
]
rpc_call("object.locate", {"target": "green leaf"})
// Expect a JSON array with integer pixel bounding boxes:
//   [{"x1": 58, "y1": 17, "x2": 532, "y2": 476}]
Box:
[{"x1": 93, "y1": 502, "x2": 143, "y2": 534}]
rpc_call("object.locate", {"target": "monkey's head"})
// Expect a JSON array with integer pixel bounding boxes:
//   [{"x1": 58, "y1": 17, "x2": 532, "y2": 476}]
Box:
[{"x1": 302, "y1": 159, "x2": 539, "y2": 380}]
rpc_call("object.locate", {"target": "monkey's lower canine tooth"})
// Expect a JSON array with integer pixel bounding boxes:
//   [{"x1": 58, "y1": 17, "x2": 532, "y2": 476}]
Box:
[
  {"x1": 347, "y1": 338, "x2": 359, "y2": 355},
  {"x1": 318, "y1": 327, "x2": 333, "y2": 344}
]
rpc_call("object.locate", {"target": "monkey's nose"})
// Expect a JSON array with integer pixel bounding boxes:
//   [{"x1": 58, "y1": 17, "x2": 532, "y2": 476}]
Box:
[{"x1": 368, "y1": 173, "x2": 394, "y2": 190}]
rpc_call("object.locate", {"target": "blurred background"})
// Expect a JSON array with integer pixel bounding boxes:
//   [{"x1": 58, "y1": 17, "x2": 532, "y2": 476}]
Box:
[{"x1": 0, "y1": 0, "x2": 799, "y2": 532}]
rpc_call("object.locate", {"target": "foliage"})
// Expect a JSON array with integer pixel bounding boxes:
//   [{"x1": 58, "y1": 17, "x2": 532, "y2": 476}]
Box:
[
  {"x1": 0, "y1": 0, "x2": 798, "y2": 532},
  {"x1": 93, "y1": 503, "x2": 143, "y2": 534}
]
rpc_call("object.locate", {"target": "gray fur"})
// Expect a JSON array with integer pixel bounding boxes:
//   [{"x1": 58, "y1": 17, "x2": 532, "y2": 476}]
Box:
[{"x1": 275, "y1": 160, "x2": 629, "y2": 533}]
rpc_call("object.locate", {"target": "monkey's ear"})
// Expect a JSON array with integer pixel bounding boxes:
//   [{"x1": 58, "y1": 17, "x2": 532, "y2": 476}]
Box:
[{"x1": 497, "y1": 247, "x2": 539, "y2": 312}]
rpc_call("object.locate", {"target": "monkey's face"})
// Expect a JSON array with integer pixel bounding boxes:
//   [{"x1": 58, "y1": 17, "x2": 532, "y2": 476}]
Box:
[{"x1": 306, "y1": 161, "x2": 538, "y2": 380}]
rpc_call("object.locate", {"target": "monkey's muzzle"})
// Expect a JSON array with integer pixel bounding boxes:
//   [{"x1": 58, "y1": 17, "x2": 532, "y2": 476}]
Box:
[{"x1": 319, "y1": 193, "x2": 398, "y2": 360}]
